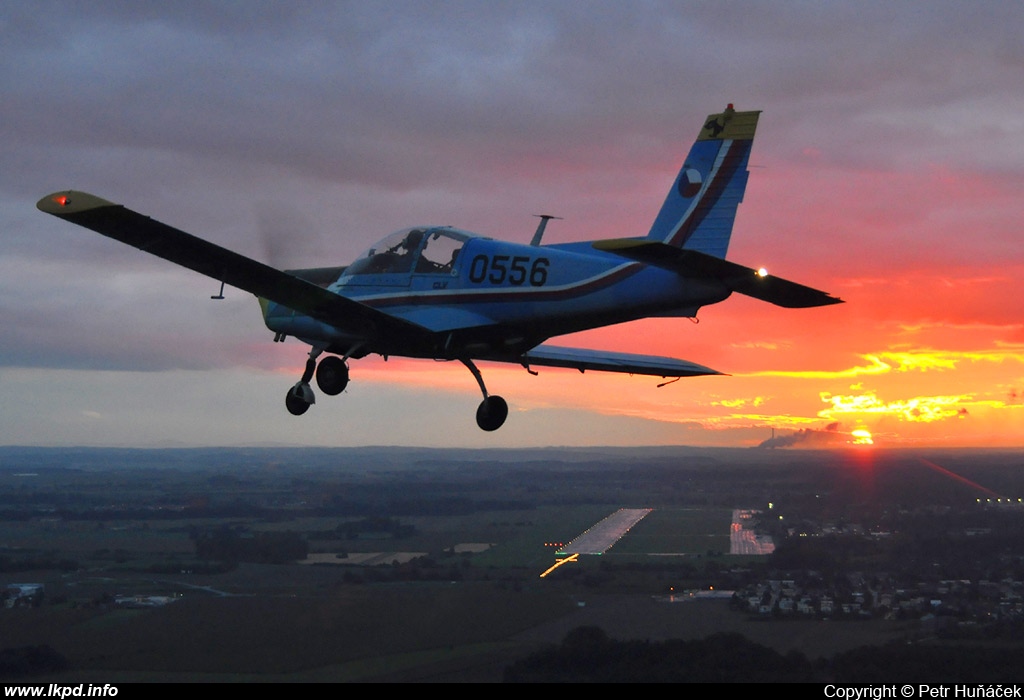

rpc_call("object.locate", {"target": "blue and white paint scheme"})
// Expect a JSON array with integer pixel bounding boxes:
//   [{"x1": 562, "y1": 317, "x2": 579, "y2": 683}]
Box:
[{"x1": 37, "y1": 106, "x2": 841, "y2": 431}]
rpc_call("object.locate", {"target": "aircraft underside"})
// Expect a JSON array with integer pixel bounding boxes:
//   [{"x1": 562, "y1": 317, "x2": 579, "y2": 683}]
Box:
[
  {"x1": 285, "y1": 337, "x2": 519, "y2": 431},
  {"x1": 273, "y1": 294, "x2": 720, "y2": 431}
]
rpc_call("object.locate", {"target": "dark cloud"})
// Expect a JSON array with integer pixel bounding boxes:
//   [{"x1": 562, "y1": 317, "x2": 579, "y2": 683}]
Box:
[
  {"x1": 757, "y1": 422, "x2": 844, "y2": 449},
  {"x1": 2, "y1": 0, "x2": 1022, "y2": 376},
  {"x1": 8, "y1": 1, "x2": 1022, "y2": 195}
]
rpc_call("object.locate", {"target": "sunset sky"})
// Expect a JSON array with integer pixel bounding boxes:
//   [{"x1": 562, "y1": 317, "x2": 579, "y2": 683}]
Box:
[{"x1": 2, "y1": 1, "x2": 1022, "y2": 448}]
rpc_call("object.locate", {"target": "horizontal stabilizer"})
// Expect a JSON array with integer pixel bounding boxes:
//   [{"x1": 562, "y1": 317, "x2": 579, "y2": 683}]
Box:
[
  {"x1": 592, "y1": 238, "x2": 843, "y2": 308},
  {"x1": 521, "y1": 345, "x2": 722, "y2": 378},
  {"x1": 36, "y1": 191, "x2": 424, "y2": 338}
]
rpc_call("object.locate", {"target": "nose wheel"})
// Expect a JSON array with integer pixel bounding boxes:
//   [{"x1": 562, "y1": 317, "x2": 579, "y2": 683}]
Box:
[
  {"x1": 285, "y1": 382, "x2": 315, "y2": 416},
  {"x1": 462, "y1": 359, "x2": 508, "y2": 431}
]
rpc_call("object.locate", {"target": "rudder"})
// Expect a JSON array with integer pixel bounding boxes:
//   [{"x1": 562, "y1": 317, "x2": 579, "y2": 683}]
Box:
[{"x1": 646, "y1": 105, "x2": 760, "y2": 258}]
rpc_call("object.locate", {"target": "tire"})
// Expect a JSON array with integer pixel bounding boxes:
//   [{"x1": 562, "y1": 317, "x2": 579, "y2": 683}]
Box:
[
  {"x1": 285, "y1": 389, "x2": 311, "y2": 415},
  {"x1": 476, "y1": 396, "x2": 508, "y2": 431},
  {"x1": 316, "y1": 356, "x2": 349, "y2": 396}
]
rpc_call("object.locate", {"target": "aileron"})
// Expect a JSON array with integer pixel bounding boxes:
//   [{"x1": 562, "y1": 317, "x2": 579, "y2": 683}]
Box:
[{"x1": 522, "y1": 345, "x2": 722, "y2": 378}]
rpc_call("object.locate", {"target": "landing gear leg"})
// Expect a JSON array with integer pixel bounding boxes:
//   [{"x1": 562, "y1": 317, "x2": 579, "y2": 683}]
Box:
[
  {"x1": 461, "y1": 358, "x2": 508, "y2": 431},
  {"x1": 285, "y1": 347, "x2": 322, "y2": 416}
]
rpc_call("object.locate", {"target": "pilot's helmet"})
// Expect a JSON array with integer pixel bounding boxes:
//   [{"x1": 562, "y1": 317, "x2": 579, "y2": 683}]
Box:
[{"x1": 404, "y1": 229, "x2": 425, "y2": 250}]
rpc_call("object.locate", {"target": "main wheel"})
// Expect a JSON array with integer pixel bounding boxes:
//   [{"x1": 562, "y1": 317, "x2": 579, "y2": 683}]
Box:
[
  {"x1": 316, "y1": 356, "x2": 349, "y2": 396},
  {"x1": 476, "y1": 395, "x2": 508, "y2": 431}
]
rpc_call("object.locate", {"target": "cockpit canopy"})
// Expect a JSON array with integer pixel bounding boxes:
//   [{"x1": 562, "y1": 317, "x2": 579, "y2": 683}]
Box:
[{"x1": 344, "y1": 227, "x2": 472, "y2": 277}]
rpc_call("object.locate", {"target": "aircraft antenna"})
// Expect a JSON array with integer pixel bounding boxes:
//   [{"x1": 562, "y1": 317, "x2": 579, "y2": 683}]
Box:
[{"x1": 530, "y1": 214, "x2": 562, "y2": 246}]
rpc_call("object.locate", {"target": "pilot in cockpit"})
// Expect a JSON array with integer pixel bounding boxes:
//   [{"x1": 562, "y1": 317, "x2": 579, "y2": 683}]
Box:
[
  {"x1": 396, "y1": 229, "x2": 424, "y2": 257},
  {"x1": 369, "y1": 229, "x2": 424, "y2": 274}
]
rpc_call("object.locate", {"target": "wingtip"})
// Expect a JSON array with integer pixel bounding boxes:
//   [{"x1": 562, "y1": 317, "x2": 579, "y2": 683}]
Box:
[{"x1": 36, "y1": 191, "x2": 116, "y2": 216}]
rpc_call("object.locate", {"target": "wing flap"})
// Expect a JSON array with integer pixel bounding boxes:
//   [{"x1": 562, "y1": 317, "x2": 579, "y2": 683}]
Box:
[
  {"x1": 37, "y1": 190, "x2": 424, "y2": 338},
  {"x1": 521, "y1": 345, "x2": 722, "y2": 377},
  {"x1": 593, "y1": 238, "x2": 843, "y2": 308}
]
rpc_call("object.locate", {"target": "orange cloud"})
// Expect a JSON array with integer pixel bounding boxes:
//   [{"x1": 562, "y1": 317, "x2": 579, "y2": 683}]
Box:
[
  {"x1": 742, "y1": 347, "x2": 1024, "y2": 380},
  {"x1": 740, "y1": 354, "x2": 893, "y2": 380},
  {"x1": 819, "y1": 390, "x2": 972, "y2": 423},
  {"x1": 713, "y1": 397, "x2": 767, "y2": 408}
]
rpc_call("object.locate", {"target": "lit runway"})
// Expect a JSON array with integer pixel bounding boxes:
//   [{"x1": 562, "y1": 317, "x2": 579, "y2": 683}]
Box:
[
  {"x1": 730, "y1": 509, "x2": 775, "y2": 555},
  {"x1": 560, "y1": 508, "x2": 652, "y2": 555}
]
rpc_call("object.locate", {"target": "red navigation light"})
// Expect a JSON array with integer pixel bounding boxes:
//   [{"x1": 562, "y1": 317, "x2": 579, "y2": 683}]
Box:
[{"x1": 53, "y1": 194, "x2": 69, "y2": 207}]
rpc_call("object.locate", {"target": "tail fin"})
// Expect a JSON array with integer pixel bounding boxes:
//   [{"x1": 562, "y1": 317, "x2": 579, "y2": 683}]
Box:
[{"x1": 646, "y1": 105, "x2": 760, "y2": 258}]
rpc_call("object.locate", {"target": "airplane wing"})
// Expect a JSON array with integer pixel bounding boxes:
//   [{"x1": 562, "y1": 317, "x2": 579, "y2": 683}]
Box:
[
  {"x1": 520, "y1": 345, "x2": 722, "y2": 377},
  {"x1": 36, "y1": 191, "x2": 427, "y2": 340},
  {"x1": 592, "y1": 238, "x2": 843, "y2": 308}
]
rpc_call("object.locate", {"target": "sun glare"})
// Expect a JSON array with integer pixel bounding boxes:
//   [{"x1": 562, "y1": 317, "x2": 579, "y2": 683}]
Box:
[{"x1": 851, "y1": 428, "x2": 874, "y2": 445}]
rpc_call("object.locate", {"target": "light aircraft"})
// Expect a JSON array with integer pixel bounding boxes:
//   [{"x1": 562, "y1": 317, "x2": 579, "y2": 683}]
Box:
[{"x1": 37, "y1": 105, "x2": 841, "y2": 431}]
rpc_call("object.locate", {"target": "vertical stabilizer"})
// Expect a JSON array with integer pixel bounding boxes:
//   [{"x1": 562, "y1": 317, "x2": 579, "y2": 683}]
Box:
[{"x1": 646, "y1": 105, "x2": 760, "y2": 258}]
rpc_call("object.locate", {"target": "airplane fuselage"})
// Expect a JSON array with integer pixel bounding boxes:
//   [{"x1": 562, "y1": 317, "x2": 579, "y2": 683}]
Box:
[{"x1": 262, "y1": 230, "x2": 731, "y2": 362}]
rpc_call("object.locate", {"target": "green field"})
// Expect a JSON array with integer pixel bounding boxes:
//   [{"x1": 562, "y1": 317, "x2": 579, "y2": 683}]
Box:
[
  {"x1": 607, "y1": 507, "x2": 733, "y2": 556},
  {"x1": 9, "y1": 445, "x2": 989, "y2": 681}
]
